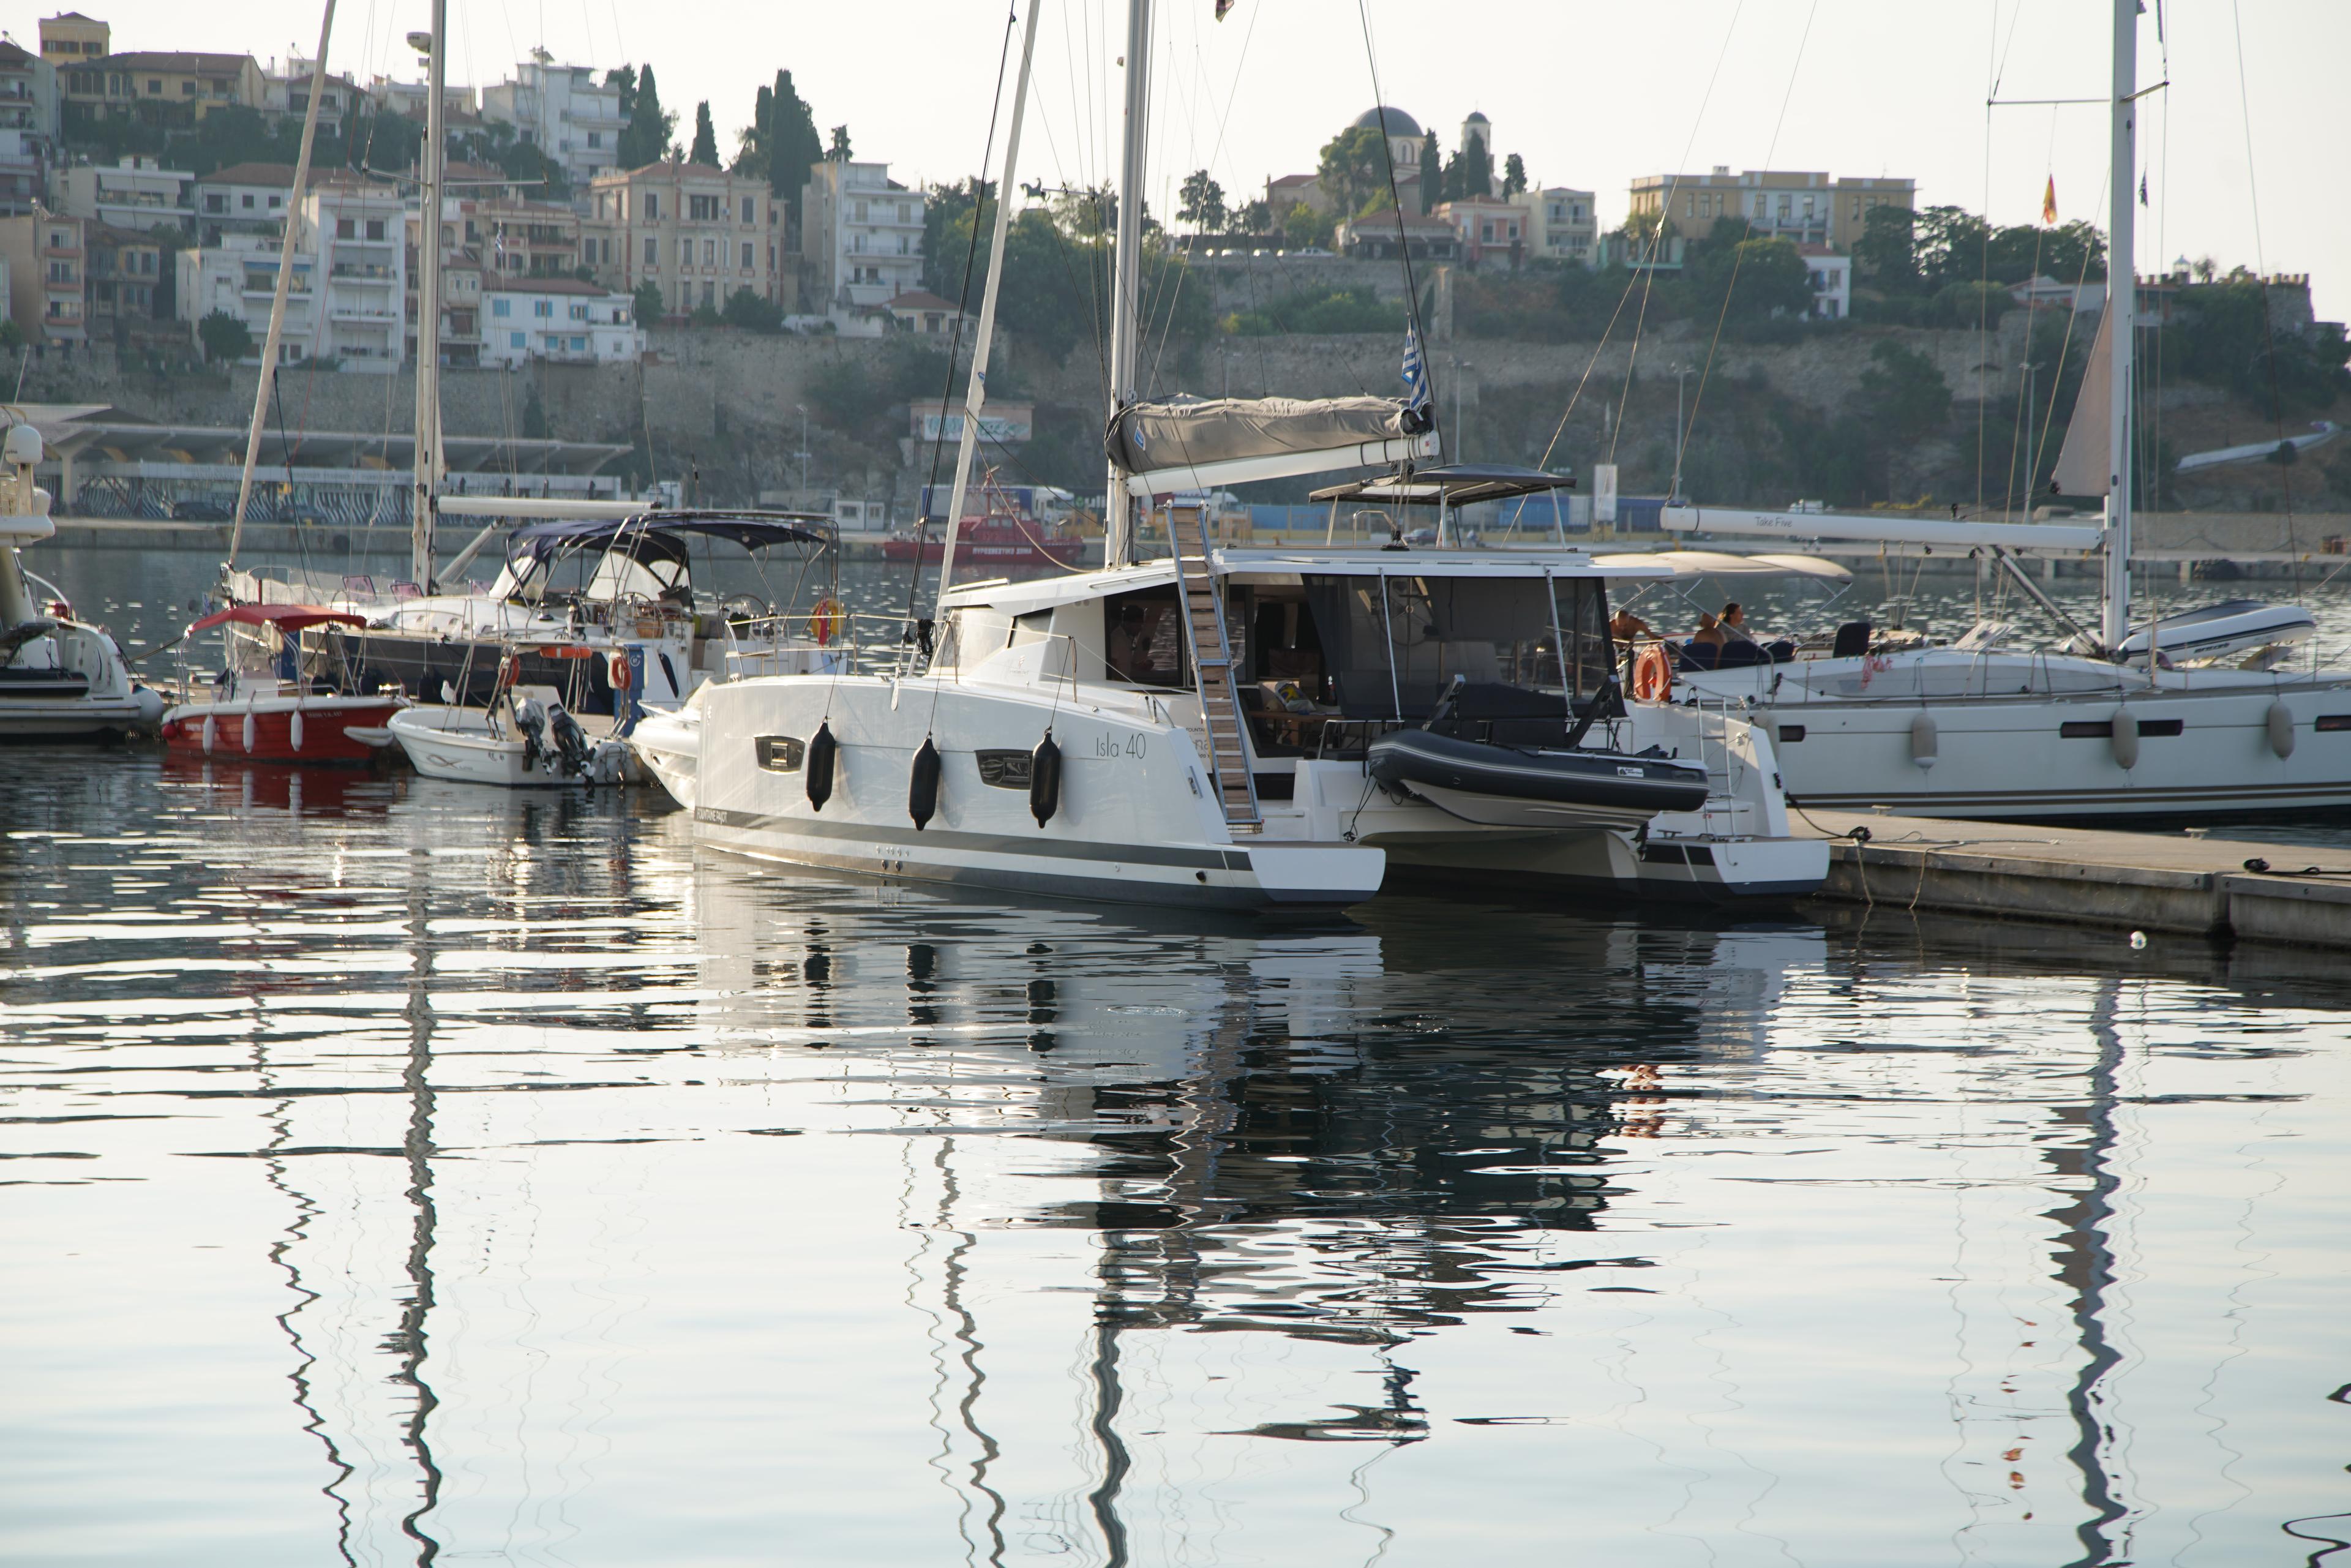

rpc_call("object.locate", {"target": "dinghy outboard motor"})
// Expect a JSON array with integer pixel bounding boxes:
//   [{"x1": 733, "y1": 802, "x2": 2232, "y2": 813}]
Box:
[
  {"x1": 511, "y1": 695, "x2": 549, "y2": 771},
  {"x1": 550, "y1": 705, "x2": 593, "y2": 777}
]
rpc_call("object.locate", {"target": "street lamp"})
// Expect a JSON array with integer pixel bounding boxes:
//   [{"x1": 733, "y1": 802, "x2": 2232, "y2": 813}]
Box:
[{"x1": 1669, "y1": 363, "x2": 1695, "y2": 503}]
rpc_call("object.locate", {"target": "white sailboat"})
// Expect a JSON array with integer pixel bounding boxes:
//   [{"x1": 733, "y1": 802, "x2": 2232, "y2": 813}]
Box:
[
  {"x1": 1663, "y1": 0, "x2": 2351, "y2": 821},
  {"x1": 0, "y1": 419, "x2": 163, "y2": 740},
  {"x1": 635, "y1": 0, "x2": 1825, "y2": 909}
]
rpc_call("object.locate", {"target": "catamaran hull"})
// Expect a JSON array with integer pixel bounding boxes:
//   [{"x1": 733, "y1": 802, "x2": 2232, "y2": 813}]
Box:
[
  {"x1": 1378, "y1": 828, "x2": 1830, "y2": 902},
  {"x1": 679, "y1": 675, "x2": 1384, "y2": 912}
]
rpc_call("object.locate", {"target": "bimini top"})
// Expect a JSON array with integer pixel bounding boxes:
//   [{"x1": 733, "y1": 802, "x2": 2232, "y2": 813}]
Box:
[
  {"x1": 189, "y1": 603, "x2": 369, "y2": 635},
  {"x1": 1310, "y1": 463, "x2": 1576, "y2": 509},
  {"x1": 508, "y1": 509, "x2": 835, "y2": 557},
  {"x1": 1598, "y1": 549, "x2": 1853, "y2": 582}
]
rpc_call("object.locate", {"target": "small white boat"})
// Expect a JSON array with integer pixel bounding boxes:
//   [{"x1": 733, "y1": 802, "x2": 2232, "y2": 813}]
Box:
[
  {"x1": 0, "y1": 421, "x2": 165, "y2": 741},
  {"x1": 388, "y1": 685, "x2": 604, "y2": 788}
]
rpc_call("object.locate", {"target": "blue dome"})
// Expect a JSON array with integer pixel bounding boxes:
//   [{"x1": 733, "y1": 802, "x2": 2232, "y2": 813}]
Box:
[{"x1": 1352, "y1": 105, "x2": 1422, "y2": 137}]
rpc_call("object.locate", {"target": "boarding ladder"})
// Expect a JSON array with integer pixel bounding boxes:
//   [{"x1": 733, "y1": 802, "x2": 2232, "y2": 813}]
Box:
[{"x1": 1170, "y1": 512, "x2": 1260, "y2": 833}]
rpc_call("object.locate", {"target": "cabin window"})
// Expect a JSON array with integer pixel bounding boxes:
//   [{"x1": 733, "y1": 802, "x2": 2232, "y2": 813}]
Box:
[
  {"x1": 1777, "y1": 724, "x2": 1805, "y2": 743},
  {"x1": 1299, "y1": 572, "x2": 1610, "y2": 719},
  {"x1": 1102, "y1": 587, "x2": 1188, "y2": 688},
  {"x1": 756, "y1": 735, "x2": 805, "y2": 771},
  {"x1": 2061, "y1": 718, "x2": 2183, "y2": 738},
  {"x1": 2317, "y1": 715, "x2": 2351, "y2": 732},
  {"x1": 975, "y1": 750, "x2": 1033, "y2": 789}
]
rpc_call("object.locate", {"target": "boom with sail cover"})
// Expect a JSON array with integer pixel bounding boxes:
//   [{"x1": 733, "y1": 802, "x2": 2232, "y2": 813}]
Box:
[{"x1": 1106, "y1": 394, "x2": 1438, "y2": 496}]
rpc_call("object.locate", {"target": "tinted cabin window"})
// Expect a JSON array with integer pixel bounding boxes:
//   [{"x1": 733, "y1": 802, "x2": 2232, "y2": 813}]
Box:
[
  {"x1": 975, "y1": 750, "x2": 1033, "y2": 789},
  {"x1": 756, "y1": 735, "x2": 805, "y2": 771},
  {"x1": 1102, "y1": 587, "x2": 1188, "y2": 688}
]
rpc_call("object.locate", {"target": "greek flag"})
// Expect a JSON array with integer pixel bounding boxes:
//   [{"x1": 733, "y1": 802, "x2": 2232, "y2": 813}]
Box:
[{"x1": 1401, "y1": 327, "x2": 1430, "y2": 419}]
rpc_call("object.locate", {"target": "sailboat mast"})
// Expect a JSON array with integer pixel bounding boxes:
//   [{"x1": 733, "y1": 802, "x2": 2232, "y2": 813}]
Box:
[
  {"x1": 227, "y1": 0, "x2": 338, "y2": 575},
  {"x1": 1103, "y1": 0, "x2": 1152, "y2": 570},
  {"x1": 410, "y1": 0, "x2": 447, "y2": 593},
  {"x1": 2098, "y1": 0, "x2": 2137, "y2": 651},
  {"x1": 932, "y1": 1, "x2": 1044, "y2": 625}
]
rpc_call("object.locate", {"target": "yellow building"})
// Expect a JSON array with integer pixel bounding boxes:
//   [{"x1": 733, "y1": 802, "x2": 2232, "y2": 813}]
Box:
[
  {"x1": 583, "y1": 161, "x2": 779, "y2": 319},
  {"x1": 61, "y1": 50, "x2": 266, "y2": 129},
  {"x1": 1628, "y1": 167, "x2": 1913, "y2": 251},
  {"x1": 37, "y1": 12, "x2": 110, "y2": 66}
]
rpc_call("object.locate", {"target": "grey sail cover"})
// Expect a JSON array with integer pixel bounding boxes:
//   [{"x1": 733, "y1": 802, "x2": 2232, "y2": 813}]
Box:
[{"x1": 1105, "y1": 394, "x2": 1427, "y2": 475}]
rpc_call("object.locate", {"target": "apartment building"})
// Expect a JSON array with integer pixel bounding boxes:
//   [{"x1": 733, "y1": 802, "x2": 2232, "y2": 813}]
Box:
[
  {"x1": 60, "y1": 51, "x2": 266, "y2": 129},
  {"x1": 1795, "y1": 242, "x2": 1851, "y2": 320},
  {"x1": 1629, "y1": 167, "x2": 1914, "y2": 250},
  {"x1": 37, "y1": 13, "x2": 110, "y2": 66},
  {"x1": 59, "y1": 156, "x2": 192, "y2": 233},
  {"x1": 262, "y1": 58, "x2": 356, "y2": 138},
  {"x1": 0, "y1": 42, "x2": 60, "y2": 219},
  {"x1": 479, "y1": 277, "x2": 642, "y2": 367},
  {"x1": 1529, "y1": 186, "x2": 1597, "y2": 266},
  {"x1": 800, "y1": 159, "x2": 923, "y2": 328},
  {"x1": 463, "y1": 197, "x2": 582, "y2": 281},
  {"x1": 177, "y1": 179, "x2": 407, "y2": 370},
  {"x1": 480, "y1": 53, "x2": 622, "y2": 193},
  {"x1": 84, "y1": 220, "x2": 161, "y2": 331},
  {"x1": 1433, "y1": 195, "x2": 1531, "y2": 269},
  {"x1": 0, "y1": 210, "x2": 88, "y2": 343},
  {"x1": 584, "y1": 161, "x2": 776, "y2": 319},
  {"x1": 368, "y1": 74, "x2": 477, "y2": 124}
]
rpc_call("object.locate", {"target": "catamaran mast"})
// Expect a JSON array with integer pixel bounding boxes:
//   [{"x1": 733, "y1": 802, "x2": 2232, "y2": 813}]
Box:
[
  {"x1": 1103, "y1": 0, "x2": 1152, "y2": 570},
  {"x1": 932, "y1": 2, "x2": 1044, "y2": 622},
  {"x1": 410, "y1": 0, "x2": 447, "y2": 592},
  {"x1": 2098, "y1": 0, "x2": 2137, "y2": 651}
]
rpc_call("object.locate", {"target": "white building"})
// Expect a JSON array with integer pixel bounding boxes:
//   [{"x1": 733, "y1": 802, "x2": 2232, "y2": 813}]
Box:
[
  {"x1": 262, "y1": 58, "x2": 357, "y2": 138},
  {"x1": 479, "y1": 276, "x2": 642, "y2": 366},
  {"x1": 59, "y1": 156, "x2": 193, "y2": 234},
  {"x1": 1794, "y1": 242, "x2": 1851, "y2": 321},
  {"x1": 1529, "y1": 186, "x2": 1597, "y2": 266},
  {"x1": 176, "y1": 178, "x2": 408, "y2": 371},
  {"x1": 801, "y1": 159, "x2": 923, "y2": 329},
  {"x1": 479, "y1": 51, "x2": 622, "y2": 195},
  {"x1": 367, "y1": 74, "x2": 476, "y2": 123}
]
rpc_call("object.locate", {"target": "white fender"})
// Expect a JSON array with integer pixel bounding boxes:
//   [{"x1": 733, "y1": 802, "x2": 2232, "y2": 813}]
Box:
[
  {"x1": 289, "y1": 708, "x2": 305, "y2": 752},
  {"x1": 2110, "y1": 710, "x2": 2140, "y2": 770},
  {"x1": 2267, "y1": 700, "x2": 2296, "y2": 759},
  {"x1": 242, "y1": 711, "x2": 257, "y2": 754},
  {"x1": 201, "y1": 714, "x2": 216, "y2": 754},
  {"x1": 1908, "y1": 711, "x2": 1938, "y2": 771}
]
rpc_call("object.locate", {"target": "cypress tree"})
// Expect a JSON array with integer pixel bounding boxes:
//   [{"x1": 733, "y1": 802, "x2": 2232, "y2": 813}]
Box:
[
  {"x1": 689, "y1": 102, "x2": 719, "y2": 167},
  {"x1": 1418, "y1": 130, "x2": 1441, "y2": 212}
]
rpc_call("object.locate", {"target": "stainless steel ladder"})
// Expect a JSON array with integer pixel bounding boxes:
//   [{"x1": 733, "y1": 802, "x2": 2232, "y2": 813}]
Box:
[{"x1": 1169, "y1": 513, "x2": 1260, "y2": 832}]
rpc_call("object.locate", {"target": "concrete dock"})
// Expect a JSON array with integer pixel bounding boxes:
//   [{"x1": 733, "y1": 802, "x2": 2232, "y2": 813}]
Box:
[{"x1": 1796, "y1": 808, "x2": 2351, "y2": 951}]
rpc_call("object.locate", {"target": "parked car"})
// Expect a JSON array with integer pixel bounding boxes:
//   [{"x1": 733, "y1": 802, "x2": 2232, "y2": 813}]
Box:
[{"x1": 171, "y1": 500, "x2": 232, "y2": 521}]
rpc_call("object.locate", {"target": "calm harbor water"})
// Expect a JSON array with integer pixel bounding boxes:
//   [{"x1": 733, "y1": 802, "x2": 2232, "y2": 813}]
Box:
[{"x1": 4, "y1": 751, "x2": 2348, "y2": 1566}]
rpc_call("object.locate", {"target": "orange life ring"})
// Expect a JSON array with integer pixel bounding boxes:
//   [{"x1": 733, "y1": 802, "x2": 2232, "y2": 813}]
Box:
[
  {"x1": 808, "y1": 598, "x2": 844, "y2": 647},
  {"x1": 1632, "y1": 643, "x2": 1674, "y2": 703},
  {"x1": 496, "y1": 651, "x2": 521, "y2": 689},
  {"x1": 609, "y1": 649, "x2": 633, "y2": 690}
]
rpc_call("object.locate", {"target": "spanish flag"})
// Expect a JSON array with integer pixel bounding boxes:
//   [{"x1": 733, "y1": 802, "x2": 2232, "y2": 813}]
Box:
[{"x1": 2042, "y1": 176, "x2": 2058, "y2": 226}]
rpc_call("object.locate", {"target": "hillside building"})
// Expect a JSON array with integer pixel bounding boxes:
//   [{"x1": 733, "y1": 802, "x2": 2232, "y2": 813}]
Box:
[
  {"x1": 0, "y1": 209, "x2": 87, "y2": 343},
  {"x1": 480, "y1": 53, "x2": 623, "y2": 193},
  {"x1": 584, "y1": 161, "x2": 779, "y2": 318},
  {"x1": 479, "y1": 277, "x2": 642, "y2": 366},
  {"x1": 59, "y1": 155, "x2": 191, "y2": 233},
  {"x1": 1629, "y1": 167, "x2": 1914, "y2": 250}
]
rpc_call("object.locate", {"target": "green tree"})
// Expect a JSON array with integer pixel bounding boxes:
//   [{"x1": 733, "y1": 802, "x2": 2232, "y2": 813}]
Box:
[
  {"x1": 1316, "y1": 125, "x2": 1390, "y2": 217},
  {"x1": 632, "y1": 280, "x2": 666, "y2": 326},
  {"x1": 769, "y1": 72, "x2": 822, "y2": 216},
  {"x1": 1281, "y1": 201, "x2": 1325, "y2": 251},
  {"x1": 1859, "y1": 340, "x2": 1952, "y2": 443},
  {"x1": 1686, "y1": 236, "x2": 1813, "y2": 326},
  {"x1": 921, "y1": 177, "x2": 986, "y2": 294},
  {"x1": 606, "y1": 64, "x2": 636, "y2": 121},
  {"x1": 1417, "y1": 130, "x2": 1442, "y2": 212},
  {"x1": 0, "y1": 318, "x2": 23, "y2": 351},
  {"x1": 198, "y1": 309, "x2": 252, "y2": 362},
  {"x1": 827, "y1": 124, "x2": 852, "y2": 161},
  {"x1": 1851, "y1": 204, "x2": 1918, "y2": 291},
  {"x1": 722, "y1": 287, "x2": 782, "y2": 332},
  {"x1": 689, "y1": 101, "x2": 719, "y2": 166},
  {"x1": 1177, "y1": 169, "x2": 1226, "y2": 233},
  {"x1": 1914, "y1": 204, "x2": 1992, "y2": 288},
  {"x1": 1459, "y1": 130, "x2": 1492, "y2": 200},
  {"x1": 618, "y1": 64, "x2": 676, "y2": 167},
  {"x1": 1232, "y1": 197, "x2": 1270, "y2": 235},
  {"x1": 1501, "y1": 152, "x2": 1526, "y2": 199},
  {"x1": 735, "y1": 84, "x2": 773, "y2": 178}
]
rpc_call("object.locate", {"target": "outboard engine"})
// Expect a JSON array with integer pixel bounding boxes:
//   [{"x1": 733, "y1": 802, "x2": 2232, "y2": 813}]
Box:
[
  {"x1": 511, "y1": 696, "x2": 549, "y2": 771},
  {"x1": 549, "y1": 705, "x2": 592, "y2": 777}
]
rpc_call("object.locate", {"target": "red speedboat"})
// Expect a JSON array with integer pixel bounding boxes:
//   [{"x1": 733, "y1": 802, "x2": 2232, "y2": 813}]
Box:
[{"x1": 159, "y1": 604, "x2": 409, "y2": 765}]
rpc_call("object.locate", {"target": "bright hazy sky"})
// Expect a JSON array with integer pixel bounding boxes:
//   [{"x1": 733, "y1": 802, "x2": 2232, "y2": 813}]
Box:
[{"x1": 29, "y1": 1, "x2": 2349, "y2": 321}]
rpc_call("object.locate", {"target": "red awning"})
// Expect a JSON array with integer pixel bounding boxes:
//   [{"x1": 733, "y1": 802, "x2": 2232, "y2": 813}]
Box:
[{"x1": 187, "y1": 603, "x2": 370, "y2": 636}]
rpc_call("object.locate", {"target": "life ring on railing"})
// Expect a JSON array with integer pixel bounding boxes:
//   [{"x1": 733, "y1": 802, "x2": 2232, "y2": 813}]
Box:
[
  {"x1": 1632, "y1": 643, "x2": 1674, "y2": 703},
  {"x1": 496, "y1": 651, "x2": 521, "y2": 689},
  {"x1": 808, "y1": 598, "x2": 844, "y2": 647},
  {"x1": 609, "y1": 649, "x2": 633, "y2": 690}
]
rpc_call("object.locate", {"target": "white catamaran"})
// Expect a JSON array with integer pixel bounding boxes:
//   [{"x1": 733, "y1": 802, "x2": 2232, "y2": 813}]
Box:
[{"x1": 632, "y1": 0, "x2": 1826, "y2": 910}]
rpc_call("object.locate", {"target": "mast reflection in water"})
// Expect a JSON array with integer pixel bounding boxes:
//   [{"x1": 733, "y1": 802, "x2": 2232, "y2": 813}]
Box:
[{"x1": 0, "y1": 752, "x2": 2346, "y2": 1567}]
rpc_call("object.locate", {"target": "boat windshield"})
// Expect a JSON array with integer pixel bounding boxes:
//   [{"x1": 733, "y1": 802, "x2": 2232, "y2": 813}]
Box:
[
  {"x1": 488, "y1": 544, "x2": 685, "y2": 607},
  {"x1": 1291, "y1": 573, "x2": 1611, "y2": 718}
]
